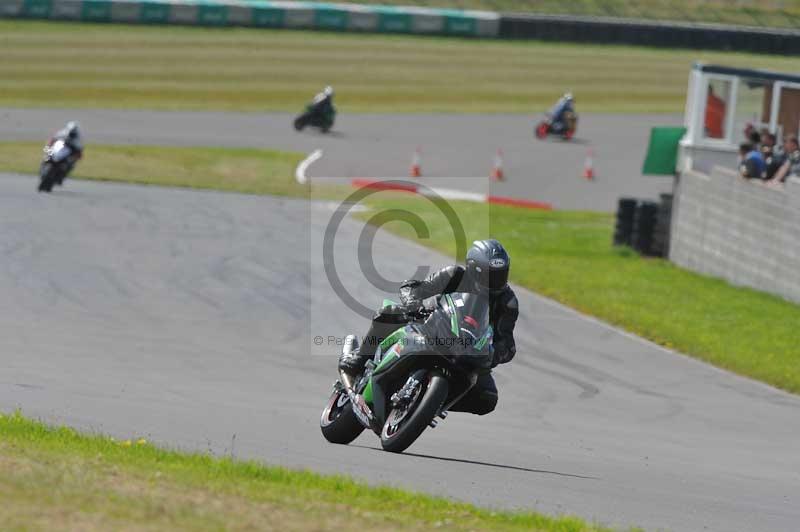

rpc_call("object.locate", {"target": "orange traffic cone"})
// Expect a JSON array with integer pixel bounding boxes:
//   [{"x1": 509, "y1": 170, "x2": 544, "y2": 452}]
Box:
[
  {"x1": 490, "y1": 148, "x2": 504, "y2": 181},
  {"x1": 583, "y1": 148, "x2": 595, "y2": 180},
  {"x1": 410, "y1": 147, "x2": 422, "y2": 178}
]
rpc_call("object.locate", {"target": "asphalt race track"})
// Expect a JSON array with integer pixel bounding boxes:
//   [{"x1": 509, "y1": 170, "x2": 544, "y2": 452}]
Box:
[
  {"x1": 1, "y1": 171, "x2": 799, "y2": 531},
  {"x1": 0, "y1": 108, "x2": 683, "y2": 211}
]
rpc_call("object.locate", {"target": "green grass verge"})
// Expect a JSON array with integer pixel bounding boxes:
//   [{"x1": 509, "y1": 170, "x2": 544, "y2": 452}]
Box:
[
  {"x1": 2, "y1": 20, "x2": 800, "y2": 113},
  {"x1": 357, "y1": 197, "x2": 800, "y2": 394},
  {"x1": 337, "y1": 0, "x2": 800, "y2": 29},
  {"x1": 0, "y1": 412, "x2": 617, "y2": 531},
  {"x1": 0, "y1": 141, "x2": 315, "y2": 197}
]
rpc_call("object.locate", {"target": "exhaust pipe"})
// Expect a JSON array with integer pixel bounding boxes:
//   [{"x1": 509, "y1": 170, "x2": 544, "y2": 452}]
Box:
[{"x1": 339, "y1": 370, "x2": 374, "y2": 428}]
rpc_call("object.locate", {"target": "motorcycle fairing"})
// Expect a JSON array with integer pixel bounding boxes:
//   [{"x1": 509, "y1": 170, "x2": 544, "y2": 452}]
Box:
[{"x1": 48, "y1": 140, "x2": 71, "y2": 163}]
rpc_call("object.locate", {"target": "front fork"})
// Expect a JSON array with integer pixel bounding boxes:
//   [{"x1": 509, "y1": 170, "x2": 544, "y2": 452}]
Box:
[{"x1": 338, "y1": 370, "x2": 374, "y2": 430}]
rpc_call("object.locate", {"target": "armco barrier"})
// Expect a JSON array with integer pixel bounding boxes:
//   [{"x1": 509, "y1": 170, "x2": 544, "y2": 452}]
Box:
[
  {"x1": 499, "y1": 13, "x2": 800, "y2": 54},
  {"x1": 0, "y1": 0, "x2": 500, "y2": 38}
]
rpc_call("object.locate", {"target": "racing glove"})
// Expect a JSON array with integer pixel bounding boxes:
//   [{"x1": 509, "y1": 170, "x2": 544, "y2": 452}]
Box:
[{"x1": 399, "y1": 280, "x2": 423, "y2": 312}]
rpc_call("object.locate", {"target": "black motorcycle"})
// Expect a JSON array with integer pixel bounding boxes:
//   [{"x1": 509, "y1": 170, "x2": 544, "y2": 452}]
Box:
[
  {"x1": 38, "y1": 139, "x2": 78, "y2": 192},
  {"x1": 320, "y1": 292, "x2": 494, "y2": 453},
  {"x1": 294, "y1": 100, "x2": 336, "y2": 133}
]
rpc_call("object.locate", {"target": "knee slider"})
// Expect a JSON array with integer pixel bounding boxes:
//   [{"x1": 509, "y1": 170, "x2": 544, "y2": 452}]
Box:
[{"x1": 474, "y1": 390, "x2": 498, "y2": 415}]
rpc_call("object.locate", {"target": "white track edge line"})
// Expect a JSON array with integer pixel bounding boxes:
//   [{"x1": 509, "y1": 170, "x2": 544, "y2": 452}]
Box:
[{"x1": 295, "y1": 149, "x2": 323, "y2": 185}]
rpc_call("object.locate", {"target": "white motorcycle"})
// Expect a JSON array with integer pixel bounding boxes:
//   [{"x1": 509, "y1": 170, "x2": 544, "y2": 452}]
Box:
[{"x1": 38, "y1": 139, "x2": 79, "y2": 192}]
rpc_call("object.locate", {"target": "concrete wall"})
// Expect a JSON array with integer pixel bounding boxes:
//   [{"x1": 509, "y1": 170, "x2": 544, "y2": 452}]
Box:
[
  {"x1": 0, "y1": 0, "x2": 500, "y2": 37},
  {"x1": 670, "y1": 166, "x2": 800, "y2": 304},
  {"x1": 679, "y1": 142, "x2": 739, "y2": 176}
]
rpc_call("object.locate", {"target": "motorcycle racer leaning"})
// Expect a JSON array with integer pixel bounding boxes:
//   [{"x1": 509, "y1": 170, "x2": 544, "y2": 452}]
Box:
[
  {"x1": 548, "y1": 92, "x2": 575, "y2": 129},
  {"x1": 311, "y1": 86, "x2": 335, "y2": 116},
  {"x1": 339, "y1": 239, "x2": 519, "y2": 416},
  {"x1": 50, "y1": 121, "x2": 84, "y2": 172}
]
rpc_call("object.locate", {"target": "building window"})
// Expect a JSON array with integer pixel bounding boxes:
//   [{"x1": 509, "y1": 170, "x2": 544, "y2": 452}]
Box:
[
  {"x1": 734, "y1": 79, "x2": 770, "y2": 143},
  {"x1": 775, "y1": 84, "x2": 800, "y2": 139}
]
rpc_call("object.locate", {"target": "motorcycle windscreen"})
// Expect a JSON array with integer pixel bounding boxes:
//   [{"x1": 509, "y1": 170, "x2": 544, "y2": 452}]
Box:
[
  {"x1": 49, "y1": 140, "x2": 71, "y2": 163},
  {"x1": 418, "y1": 292, "x2": 492, "y2": 359}
]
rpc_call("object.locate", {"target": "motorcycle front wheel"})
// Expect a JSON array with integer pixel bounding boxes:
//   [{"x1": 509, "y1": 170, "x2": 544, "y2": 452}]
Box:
[
  {"x1": 320, "y1": 387, "x2": 365, "y2": 444},
  {"x1": 535, "y1": 122, "x2": 549, "y2": 139},
  {"x1": 55, "y1": 165, "x2": 69, "y2": 185},
  {"x1": 38, "y1": 162, "x2": 57, "y2": 192},
  {"x1": 380, "y1": 370, "x2": 448, "y2": 453},
  {"x1": 293, "y1": 115, "x2": 307, "y2": 131}
]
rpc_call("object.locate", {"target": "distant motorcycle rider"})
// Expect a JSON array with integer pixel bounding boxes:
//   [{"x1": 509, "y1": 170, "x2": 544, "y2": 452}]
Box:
[
  {"x1": 294, "y1": 86, "x2": 336, "y2": 132},
  {"x1": 49, "y1": 121, "x2": 84, "y2": 173},
  {"x1": 339, "y1": 239, "x2": 519, "y2": 416},
  {"x1": 311, "y1": 86, "x2": 335, "y2": 117},
  {"x1": 548, "y1": 92, "x2": 575, "y2": 130}
]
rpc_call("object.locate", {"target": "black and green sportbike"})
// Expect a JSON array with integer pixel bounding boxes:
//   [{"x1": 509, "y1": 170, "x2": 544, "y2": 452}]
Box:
[
  {"x1": 320, "y1": 292, "x2": 494, "y2": 453},
  {"x1": 293, "y1": 102, "x2": 336, "y2": 133}
]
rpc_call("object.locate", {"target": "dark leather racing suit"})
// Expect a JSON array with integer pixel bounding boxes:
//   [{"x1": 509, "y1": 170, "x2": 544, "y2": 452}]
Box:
[{"x1": 361, "y1": 265, "x2": 519, "y2": 415}]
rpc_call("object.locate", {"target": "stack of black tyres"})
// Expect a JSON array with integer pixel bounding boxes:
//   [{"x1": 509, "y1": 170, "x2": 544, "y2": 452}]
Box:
[
  {"x1": 651, "y1": 194, "x2": 673, "y2": 257},
  {"x1": 613, "y1": 198, "x2": 638, "y2": 247},
  {"x1": 632, "y1": 201, "x2": 659, "y2": 256}
]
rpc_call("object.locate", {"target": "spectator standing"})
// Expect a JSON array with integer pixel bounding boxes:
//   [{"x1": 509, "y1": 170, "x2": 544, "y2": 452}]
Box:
[{"x1": 705, "y1": 86, "x2": 726, "y2": 139}]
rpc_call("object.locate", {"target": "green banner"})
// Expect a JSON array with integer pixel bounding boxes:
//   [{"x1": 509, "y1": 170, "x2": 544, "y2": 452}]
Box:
[
  {"x1": 642, "y1": 126, "x2": 687, "y2": 175},
  {"x1": 444, "y1": 14, "x2": 476, "y2": 35},
  {"x1": 197, "y1": 2, "x2": 227, "y2": 25},
  {"x1": 251, "y1": 5, "x2": 283, "y2": 27},
  {"x1": 378, "y1": 11, "x2": 411, "y2": 33},
  {"x1": 3, "y1": 0, "x2": 500, "y2": 39},
  {"x1": 82, "y1": 0, "x2": 111, "y2": 21},
  {"x1": 140, "y1": 1, "x2": 170, "y2": 23},
  {"x1": 23, "y1": 0, "x2": 52, "y2": 17},
  {"x1": 314, "y1": 6, "x2": 348, "y2": 30}
]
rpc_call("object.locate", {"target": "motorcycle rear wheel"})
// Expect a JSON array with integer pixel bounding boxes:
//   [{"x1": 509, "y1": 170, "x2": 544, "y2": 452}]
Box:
[
  {"x1": 380, "y1": 370, "x2": 448, "y2": 453},
  {"x1": 320, "y1": 387, "x2": 365, "y2": 444}
]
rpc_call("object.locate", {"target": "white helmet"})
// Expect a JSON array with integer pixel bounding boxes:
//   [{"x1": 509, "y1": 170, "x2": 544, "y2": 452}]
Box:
[
  {"x1": 323, "y1": 86, "x2": 334, "y2": 97},
  {"x1": 65, "y1": 121, "x2": 81, "y2": 140},
  {"x1": 563, "y1": 92, "x2": 574, "y2": 103}
]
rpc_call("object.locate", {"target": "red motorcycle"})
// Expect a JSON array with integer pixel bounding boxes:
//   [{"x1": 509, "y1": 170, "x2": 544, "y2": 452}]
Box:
[{"x1": 535, "y1": 110, "x2": 578, "y2": 141}]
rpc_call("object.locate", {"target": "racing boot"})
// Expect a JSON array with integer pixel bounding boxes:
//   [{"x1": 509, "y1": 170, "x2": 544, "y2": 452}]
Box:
[{"x1": 337, "y1": 334, "x2": 369, "y2": 376}]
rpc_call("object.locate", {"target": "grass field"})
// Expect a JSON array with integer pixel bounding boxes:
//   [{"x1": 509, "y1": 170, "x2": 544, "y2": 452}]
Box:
[
  {"x1": 340, "y1": 0, "x2": 800, "y2": 29},
  {"x1": 0, "y1": 141, "x2": 312, "y2": 197},
  {"x1": 358, "y1": 196, "x2": 800, "y2": 394},
  {"x1": 0, "y1": 412, "x2": 615, "y2": 532},
  {"x1": 2, "y1": 20, "x2": 799, "y2": 114}
]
